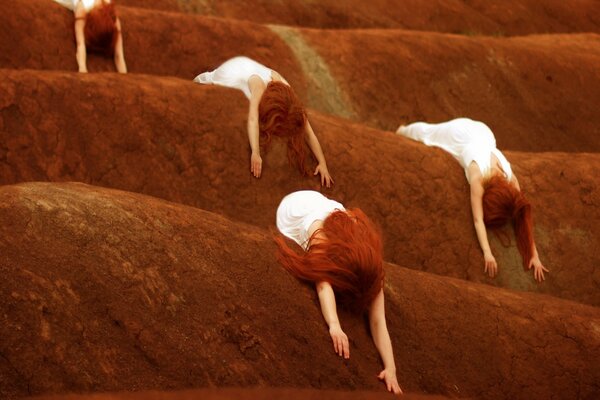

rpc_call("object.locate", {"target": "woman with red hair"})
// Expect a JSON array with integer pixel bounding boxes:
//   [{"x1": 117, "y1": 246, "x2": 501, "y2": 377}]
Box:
[
  {"x1": 276, "y1": 191, "x2": 402, "y2": 395},
  {"x1": 397, "y1": 118, "x2": 548, "y2": 282},
  {"x1": 193, "y1": 57, "x2": 333, "y2": 187},
  {"x1": 54, "y1": 0, "x2": 127, "y2": 73}
]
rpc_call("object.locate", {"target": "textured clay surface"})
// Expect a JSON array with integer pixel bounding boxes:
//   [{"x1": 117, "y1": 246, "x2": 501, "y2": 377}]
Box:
[
  {"x1": 2, "y1": 1, "x2": 600, "y2": 151},
  {"x1": 1, "y1": 182, "x2": 599, "y2": 400},
  {"x1": 1, "y1": 1, "x2": 599, "y2": 399},
  {"x1": 0, "y1": 70, "x2": 598, "y2": 306},
  {"x1": 31, "y1": 388, "x2": 448, "y2": 400},
  {"x1": 173, "y1": 0, "x2": 600, "y2": 34}
]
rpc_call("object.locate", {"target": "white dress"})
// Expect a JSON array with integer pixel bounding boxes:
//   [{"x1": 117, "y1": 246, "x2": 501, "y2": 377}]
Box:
[
  {"x1": 193, "y1": 56, "x2": 273, "y2": 99},
  {"x1": 397, "y1": 118, "x2": 512, "y2": 183},
  {"x1": 276, "y1": 191, "x2": 346, "y2": 251},
  {"x1": 53, "y1": 0, "x2": 107, "y2": 12}
]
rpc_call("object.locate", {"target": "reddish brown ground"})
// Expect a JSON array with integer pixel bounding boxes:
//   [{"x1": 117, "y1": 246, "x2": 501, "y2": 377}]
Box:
[
  {"x1": 1, "y1": 0, "x2": 599, "y2": 399},
  {"x1": 1, "y1": 183, "x2": 599, "y2": 400},
  {"x1": 32, "y1": 387, "x2": 448, "y2": 400},
  {"x1": 1, "y1": 70, "x2": 598, "y2": 306},
  {"x1": 2, "y1": 1, "x2": 599, "y2": 151},
  {"x1": 174, "y1": 0, "x2": 600, "y2": 34}
]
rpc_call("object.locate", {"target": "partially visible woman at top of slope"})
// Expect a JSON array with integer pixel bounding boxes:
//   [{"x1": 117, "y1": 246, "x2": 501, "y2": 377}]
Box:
[
  {"x1": 397, "y1": 118, "x2": 548, "y2": 282},
  {"x1": 276, "y1": 190, "x2": 402, "y2": 395},
  {"x1": 54, "y1": 0, "x2": 127, "y2": 73},
  {"x1": 193, "y1": 56, "x2": 333, "y2": 187}
]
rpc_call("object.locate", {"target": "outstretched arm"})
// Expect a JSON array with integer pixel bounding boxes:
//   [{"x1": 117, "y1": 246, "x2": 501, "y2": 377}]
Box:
[
  {"x1": 316, "y1": 281, "x2": 349, "y2": 359},
  {"x1": 469, "y1": 170, "x2": 498, "y2": 278},
  {"x1": 74, "y1": 2, "x2": 87, "y2": 73},
  {"x1": 247, "y1": 76, "x2": 266, "y2": 178},
  {"x1": 113, "y1": 19, "x2": 127, "y2": 73},
  {"x1": 510, "y1": 174, "x2": 548, "y2": 281},
  {"x1": 305, "y1": 120, "x2": 333, "y2": 187},
  {"x1": 369, "y1": 288, "x2": 403, "y2": 395}
]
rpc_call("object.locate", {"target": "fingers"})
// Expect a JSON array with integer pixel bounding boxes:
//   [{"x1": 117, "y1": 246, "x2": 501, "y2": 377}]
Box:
[
  {"x1": 378, "y1": 371, "x2": 385, "y2": 380},
  {"x1": 485, "y1": 261, "x2": 497, "y2": 278},
  {"x1": 314, "y1": 167, "x2": 319, "y2": 176},
  {"x1": 392, "y1": 382, "x2": 403, "y2": 395},
  {"x1": 251, "y1": 162, "x2": 261, "y2": 178},
  {"x1": 342, "y1": 336, "x2": 350, "y2": 359},
  {"x1": 332, "y1": 336, "x2": 340, "y2": 356}
]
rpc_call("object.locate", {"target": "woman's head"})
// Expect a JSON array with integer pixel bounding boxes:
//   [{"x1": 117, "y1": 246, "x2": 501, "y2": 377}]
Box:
[
  {"x1": 258, "y1": 81, "x2": 309, "y2": 174},
  {"x1": 482, "y1": 175, "x2": 534, "y2": 268},
  {"x1": 84, "y1": 1, "x2": 118, "y2": 56},
  {"x1": 276, "y1": 209, "x2": 384, "y2": 312}
]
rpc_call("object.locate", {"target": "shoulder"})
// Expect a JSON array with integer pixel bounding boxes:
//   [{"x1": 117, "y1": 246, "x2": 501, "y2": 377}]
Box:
[
  {"x1": 74, "y1": 1, "x2": 87, "y2": 18},
  {"x1": 248, "y1": 75, "x2": 267, "y2": 96}
]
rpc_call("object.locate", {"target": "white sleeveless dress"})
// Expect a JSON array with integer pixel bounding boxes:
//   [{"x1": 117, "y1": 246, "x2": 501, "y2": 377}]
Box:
[
  {"x1": 53, "y1": 0, "x2": 107, "y2": 12},
  {"x1": 276, "y1": 191, "x2": 346, "y2": 251},
  {"x1": 397, "y1": 118, "x2": 512, "y2": 183},
  {"x1": 193, "y1": 56, "x2": 273, "y2": 100}
]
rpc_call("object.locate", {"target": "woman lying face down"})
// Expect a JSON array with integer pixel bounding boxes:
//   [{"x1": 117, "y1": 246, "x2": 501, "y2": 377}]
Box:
[
  {"x1": 276, "y1": 191, "x2": 402, "y2": 395},
  {"x1": 54, "y1": 0, "x2": 127, "y2": 73},
  {"x1": 194, "y1": 57, "x2": 333, "y2": 187}
]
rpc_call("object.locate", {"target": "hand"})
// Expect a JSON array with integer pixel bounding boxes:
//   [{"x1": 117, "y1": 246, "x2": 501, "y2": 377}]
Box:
[
  {"x1": 329, "y1": 324, "x2": 349, "y2": 359},
  {"x1": 528, "y1": 256, "x2": 549, "y2": 282},
  {"x1": 377, "y1": 369, "x2": 403, "y2": 395},
  {"x1": 484, "y1": 252, "x2": 498, "y2": 278},
  {"x1": 250, "y1": 152, "x2": 262, "y2": 178},
  {"x1": 314, "y1": 163, "x2": 333, "y2": 188}
]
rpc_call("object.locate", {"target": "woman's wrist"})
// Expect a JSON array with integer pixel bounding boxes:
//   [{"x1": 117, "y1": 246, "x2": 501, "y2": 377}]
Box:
[{"x1": 328, "y1": 320, "x2": 341, "y2": 329}]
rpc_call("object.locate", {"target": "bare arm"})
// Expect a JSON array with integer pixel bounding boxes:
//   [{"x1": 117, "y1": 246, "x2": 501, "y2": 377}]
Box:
[
  {"x1": 468, "y1": 165, "x2": 498, "y2": 277},
  {"x1": 74, "y1": 2, "x2": 87, "y2": 73},
  {"x1": 113, "y1": 19, "x2": 127, "y2": 73},
  {"x1": 305, "y1": 120, "x2": 333, "y2": 187},
  {"x1": 316, "y1": 281, "x2": 349, "y2": 359},
  {"x1": 369, "y1": 288, "x2": 402, "y2": 395},
  {"x1": 247, "y1": 75, "x2": 266, "y2": 177}
]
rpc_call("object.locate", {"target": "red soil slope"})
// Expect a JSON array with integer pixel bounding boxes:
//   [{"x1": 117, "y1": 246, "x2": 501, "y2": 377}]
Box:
[
  {"x1": 0, "y1": 0, "x2": 307, "y2": 96},
  {"x1": 293, "y1": 29, "x2": 600, "y2": 152},
  {"x1": 175, "y1": 0, "x2": 600, "y2": 34},
  {"x1": 1, "y1": 182, "x2": 598, "y2": 400},
  {"x1": 3, "y1": 0, "x2": 599, "y2": 152},
  {"x1": 118, "y1": 0, "x2": 179, "y2": 12},
  {"x1": 32, "y1": 388, "x2": 448, "y2": 400},
  {"x1": 1, "y1": 70, "x2": 598, "y2": 306}
]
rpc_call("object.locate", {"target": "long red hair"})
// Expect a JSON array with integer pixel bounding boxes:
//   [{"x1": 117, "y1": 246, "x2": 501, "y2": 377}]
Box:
[
  {"x1": 259, "y1": 81, "x2": 310, "y2": 175},
  {"x1": 276, "y1": 209, "x2": 384, "y2": 312},
  {"x1": 482, "y1": 175, "x2": 534, "y2": 268},
  {"x1": 84, "y1": 1, "x2": 118, "y2": 56}
]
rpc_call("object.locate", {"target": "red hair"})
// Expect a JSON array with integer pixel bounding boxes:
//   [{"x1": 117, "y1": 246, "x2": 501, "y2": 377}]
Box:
[
  {"x1": 259, "y1": 81, "x2": 310, "y2": 175},
  {"x1": 276, "y1": 209, "x2": 384, "y2": 312},
  {"x1": 84, "y1": 1, "x2": 118, "y2": 56},
  {"x1": 482, "y1": 175, "x2": 534, "y2": 268}
]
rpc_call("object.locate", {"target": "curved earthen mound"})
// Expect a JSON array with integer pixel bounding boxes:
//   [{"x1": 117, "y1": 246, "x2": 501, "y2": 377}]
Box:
[
  {"x1": 31, "y1": 387, "x2": 448, "y2": 400},
  {"x1": 3, "y1": 1, "x2": 600, "y2": 152},
  {"x1": 118, "y1": 0, "x2": 179, "y2": 12},
  {"x1": 0, "y1": 0, "x2": 306, "y2": 95},
  {"x1": 0, "y1": 70, "x2": 599, "y2": 306},
  {"x1": 1, "y1": 182, "x2": 599, "y2": 400},
  {"x1": 286, "y1": 28, "x2": 600, "y2": 152},
  {"x1": 176, "y1": 0, "x2": 600, "y2": 34}
]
